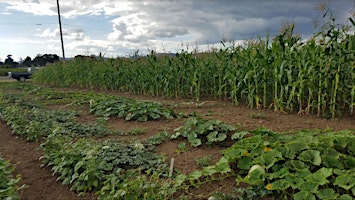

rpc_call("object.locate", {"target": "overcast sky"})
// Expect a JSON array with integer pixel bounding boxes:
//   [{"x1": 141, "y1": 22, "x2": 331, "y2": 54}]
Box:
[{"x1": 0, "y1": 0, "x2": 354, "y2": 62}]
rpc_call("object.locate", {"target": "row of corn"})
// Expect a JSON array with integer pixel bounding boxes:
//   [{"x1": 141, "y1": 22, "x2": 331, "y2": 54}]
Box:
[{"x1": 33, "y1": 17, "x2": 355, "y2": 118}]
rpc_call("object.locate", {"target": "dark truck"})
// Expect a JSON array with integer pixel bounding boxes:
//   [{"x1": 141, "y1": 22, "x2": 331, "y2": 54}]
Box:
[{"x1": 8, "y1": 68, "x2": 32, "y2": 81}]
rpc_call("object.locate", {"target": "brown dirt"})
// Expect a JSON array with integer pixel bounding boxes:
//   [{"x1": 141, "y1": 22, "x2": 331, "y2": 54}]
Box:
[
  {"x1": 1, "y1": 86, "x2": 355, "y2": 199},
  {"x1": 0, "y1": 121, "x2": 96, "y2": 200}
]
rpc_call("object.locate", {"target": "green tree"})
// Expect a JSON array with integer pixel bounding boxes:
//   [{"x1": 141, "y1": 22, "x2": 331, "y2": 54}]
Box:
[
  {"x1": 4, "y1": 55, "x2": 17, "y2": 68},
  {"x1": 21, "y1": 56, "x2": 32, "y2": 67}
]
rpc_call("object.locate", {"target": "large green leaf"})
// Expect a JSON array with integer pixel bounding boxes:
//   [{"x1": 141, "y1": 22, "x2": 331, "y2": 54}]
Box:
[
  {"x1": 270, "y1": 179, "x2": 291, "y2": 190},
  {"x1": 344, "y1": 156, "x2": 355, "y2": 169},
  {"x1": 333, "y1": 137, "x2": 348, "y2": 149},
  {"x1": 297, "y1": 150, "x2": 322, "y2": 166},
  {"x1": 245, "y1": 169, "x2": 265, "y2": 185},
  {"x1": 276, "y1": 146, "x2": 296, "y2": 159},
  {"x1": 299, "y1": 182, "x2": 319, "y2": 193},
  {"x1": 231, "y1": 131, "x2": 249, "y2": 140},
  {"x1": 188, "y1": 170, "x2": 202, "y2": 180},
  {"x1": 295, "y1": 168, "x2": 311, "y2": 178},
  {"x1": 285, "y1": 142, "x2": 309, "y2": 153},
  {"x1": 294, "y1": 191, "x2": 316, "y2": 200},
  {"x1": 285, "y1": 176, "x2": 305, "y2": 190},
  {"x1": 236, "y1": 157, "x2": 253, "y2": 170},
  {"x1": 206, "y1": 131, "x2": 227, "y2": 143},
  {"x1": 306, "y1": 168, "x2": 333, "y2": 186},
  {"x1": 214, "y1": 157, "x2": 232, "y2": 174},
  {"x1": 338, "y1": 194, "x2": 353, "y2": 200},
  {"x1": 334, "y1": 174, "x2": 355, "y2": 190},
  {"x1": 347, "y1": 140, "x2": 355, "y2": 155},
  {"x1": 316, "y1": 188, "x2": 338, "y2": 200},
  {"x1": 255, "y1": 149, "x2": 283, "y2": 169},
  {"x1": 267, "y1": 168, "x2": 290, "y2": 180},
  {"x1": 323, "y1": 147, "x2": 342, "y2": 158},
  {"x1": 284, "y1": 160, "x2": 308, "y2": 170},
  {"x1": 322, "y1": 155, "x2": 344, "y2": 169}
]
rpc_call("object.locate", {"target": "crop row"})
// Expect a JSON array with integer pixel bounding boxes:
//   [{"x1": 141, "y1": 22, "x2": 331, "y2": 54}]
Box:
[
  {"x1": 33, "y1": 15, "x2": 355, "y2": 118},
  {"x1": 1, "y1": 83, "x2": 355, "y2": 199},
  {"x1": 0, "y1": 156, "x2": 23, "y2": 200},
  {"x1": 0, "y1": 83, "x2": 182, "y2": 199}
]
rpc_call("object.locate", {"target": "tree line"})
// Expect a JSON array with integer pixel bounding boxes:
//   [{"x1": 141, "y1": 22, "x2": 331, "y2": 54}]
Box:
[{"x1": 0, "y1": 54, "x2": 60, "y2": 68}]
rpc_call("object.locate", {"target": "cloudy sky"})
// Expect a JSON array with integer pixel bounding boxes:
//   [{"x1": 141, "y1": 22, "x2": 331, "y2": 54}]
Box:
[{"x1": 0, "y1": 0, "x2": 354, "y2": 62}]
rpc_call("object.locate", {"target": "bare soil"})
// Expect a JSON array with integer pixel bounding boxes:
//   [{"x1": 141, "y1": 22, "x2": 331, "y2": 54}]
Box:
[{"x1": 1, "y1": 86, "x2": 355, "y2": 199}]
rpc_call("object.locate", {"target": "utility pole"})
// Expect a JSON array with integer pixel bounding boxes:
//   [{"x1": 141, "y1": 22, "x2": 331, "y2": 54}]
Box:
[{"x1": 57, "y1": 0, "x2": 65, "y2": 60}]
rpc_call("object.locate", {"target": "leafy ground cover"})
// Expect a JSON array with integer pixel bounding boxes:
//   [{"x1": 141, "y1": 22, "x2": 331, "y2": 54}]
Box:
[
  {"x1": 0, "y1": 82, "x2": 355, "y2": 199},
  {"x1": 0, "y1": 155, "x2": 23, "y2": 200}
]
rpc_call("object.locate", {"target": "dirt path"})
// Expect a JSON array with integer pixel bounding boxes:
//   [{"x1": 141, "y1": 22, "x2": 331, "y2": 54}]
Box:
[{"x1": 0, "y1": 120, "x2": 96, "y2": 200}]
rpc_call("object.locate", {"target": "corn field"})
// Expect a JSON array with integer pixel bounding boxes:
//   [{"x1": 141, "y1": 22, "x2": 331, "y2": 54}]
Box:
[{"x1": 33, "y1": 15, "x2": 355, "y2": 118}]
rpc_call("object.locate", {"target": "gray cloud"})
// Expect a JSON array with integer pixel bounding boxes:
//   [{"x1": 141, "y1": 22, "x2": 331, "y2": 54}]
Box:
[
  {"x1": 106, "y1": 0, "x2": 320, "y2": 45},
  {"x1": 1, "y1": 0, "x2": 354, "y2": 59}
]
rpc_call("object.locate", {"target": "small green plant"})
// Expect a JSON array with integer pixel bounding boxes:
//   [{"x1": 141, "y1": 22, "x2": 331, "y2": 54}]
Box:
[
  {"x1": 0, "y1": 156, "x2": 23, "y2": 200},
  {"x1": 195, "y1": 155, "x2": 214, "y2": 167},
  {"x1": 97, "y1": 168, "x2": 182, "y2": 200},
  {"x1": 171, "y1": 117, "x2": 239, "y2": 147},
  {"x1": 249, "y1": 112, "x2": 266, "y2": 119},
  {"x1": 127, "y1": 127, "x2": 147, "y2": 135},
  {"x1": 212, "y1": 185, "x2": 274, "y2": 200},
  {"x1": 176, "y1": 142, "x2": 187, "y2": 153}
]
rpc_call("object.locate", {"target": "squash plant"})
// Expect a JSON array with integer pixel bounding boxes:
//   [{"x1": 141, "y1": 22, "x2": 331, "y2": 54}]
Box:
[
  {"x1": 89, "y1": 97, "x2": 176, "y2": 122},
  {"x1": 1, "y1": 104, "x2": 77, "y2": 141},
  {"x1": 40, "y1": 130, "x2": 169, "y2": 195},
  {"x1": 223, "y1": 129, "x2": 355, "y2": 199},
  {"x1": 170, "y1": 117, "x2": 242, "y2": 147}
]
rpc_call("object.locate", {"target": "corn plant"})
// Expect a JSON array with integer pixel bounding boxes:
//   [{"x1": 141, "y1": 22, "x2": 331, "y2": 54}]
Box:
[{"x1": 33, "y1": 12, "x2": 355, "y2": 118}]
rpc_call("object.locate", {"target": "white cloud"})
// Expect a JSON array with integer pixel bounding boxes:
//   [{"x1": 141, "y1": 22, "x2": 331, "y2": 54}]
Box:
[
  {"x1": 0, "y1": 0, "x2": 354, "y2": 60},
  {"x1": 5, "y1": 2, "x2": 57, "y2": 16},
  {"x1": 37, "y1": 28, "x2": 58, "y2": 37}
]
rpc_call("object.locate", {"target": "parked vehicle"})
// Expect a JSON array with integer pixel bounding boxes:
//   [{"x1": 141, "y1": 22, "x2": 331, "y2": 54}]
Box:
[{"x1": 8, "y1": 68, "x2": 32, "y2": 81}]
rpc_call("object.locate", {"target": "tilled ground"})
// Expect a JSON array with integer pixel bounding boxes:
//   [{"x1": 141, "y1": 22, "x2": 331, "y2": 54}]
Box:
[{"x1": 1, "y1": 85, "x2": 355, "y2": 199}]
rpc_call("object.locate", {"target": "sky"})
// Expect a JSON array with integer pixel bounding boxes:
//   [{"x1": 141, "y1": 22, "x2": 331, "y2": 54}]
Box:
[{"x1": 0, "y1": 0, "x2": 354, "y2": 62}]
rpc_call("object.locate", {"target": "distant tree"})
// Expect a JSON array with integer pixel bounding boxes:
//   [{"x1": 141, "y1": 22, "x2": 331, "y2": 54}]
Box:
[
  {"x1": 21, "y1": 56, "x2": 32, "y2": 67},
  {"x1": 32, "y1": 54, "x2": 59, "y2": 66},
  {"x1": 32, "y1": 54, "x2": 46, "y2": 66},
  {"x1": 43, "y1": 54, "x2": 59, "y2": 63},
  {"x1": 4, "y1": 55, "x2": 18, "y2": 68}
]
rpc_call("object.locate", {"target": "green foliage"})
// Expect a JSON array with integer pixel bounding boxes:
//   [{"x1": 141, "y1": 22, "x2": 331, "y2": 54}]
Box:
[
  {"x1": 40, "y1": 137, "x2": 104, "y2": 193},
  {"x1": 195, "y1": 155, "x2": 214, "y2": 167},
  {"x1": 89, "y1": 97, "x2": 176, "y2": 122},
  {"x1": 127, "y1": 127, "x2": 147, "y2": 135},
  {"x1": 1, "y1": 104, "x2": 77, "y2": 141},
  {"x1": 0, "y1": 103, "x2": 118, "y2": 141},
  {"x1": 0, "y1": 156, "x2": 22, "y2": 200},
  {"x1": 223, "y1": 129, "x2": 355, "y2": 199},
  {"x1": 97, "y1": 168, "x2": 181, "y2": 200},
  {"x1": 40, "y1": 132, "x2": 168, "y2": 195},
  {"x1": 97, "y1": 140, "x2": 166, "y2": 173},
  {"x1": 33, "y1": 15, "x2": 355, "y2": 118},
  {"x1": 184, "y1": 157, "x2": 233, "y2": 188},
  {"x1": 170, "y1": 117, "x2": 240, "y2": 147},
  {"x1": 248, "y1": 112, "x2": 266, "y2": 119},
  {"x1": 212, "y1": 185, "x2": 273, "y2": 200}
]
